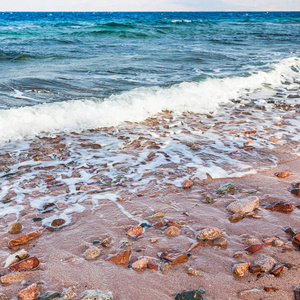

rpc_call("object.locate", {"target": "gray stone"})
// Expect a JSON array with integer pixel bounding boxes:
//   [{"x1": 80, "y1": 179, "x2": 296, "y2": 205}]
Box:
[
  {"x1": 81, "y1": 290, "x2": 113, "y2": 300},
  {"x1": 227, "y1": 196, "x2": 259, "y2": 214},
  {"x1": 174, "y1": 288, "x2": 205, "y2": 300},
  {"x1": 39, "y1": 291, "x2": 61, "y2": 300},
  {"x1": 252, "y1": 255, "x2": 276, "y2": 272},
  {"x1": 216, "y1": 183, "x2": 235, "y2": 195}
]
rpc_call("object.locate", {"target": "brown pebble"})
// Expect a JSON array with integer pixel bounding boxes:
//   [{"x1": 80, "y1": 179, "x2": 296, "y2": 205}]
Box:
[
  {"x1": 186, "y1": 267, "x2": 204, "y2": 277},
  {"x1": 83, "y1": 246, "x2": 101, "y2": 259},
  {"x1": 8, "y1": 222, "x2": 22, "y2": 234},
  {"x1": 101, "y1": 237, "x2": 113, "y2": 247},
  {"x1": 264, "y1": 286, "x2": 279, "y2": 292},
  {"x1": 165, "y1": 226, "x2": 180, "y2": 236},
  {"x1": 131, "y1": 257, "x2": 149, "y2": 270},
  {"x1": 8, "y1": 228, "x2": 44, "y2": 248},
  {"x1": 9, "y1": 257, "x2": 39, "y2": 272},
  {"x1": 106, "y1": 250, "x2": 131, "y2": 265},
  {"x1": 249, "y1": 264, "x2": 262, "y2": 274},
  {"x1": 228, "y1": 214, "x2": 244, "y2": 223},
  {"x1": 245, "y1": 243, "x2": 265, "y2": 254},
  {"x1": 232, "y1": 263, "x2": 250, "y2": 277},
  {"x1": 275, "y1": 171, "x2": 291, "y2": 178},
  {"x1": 158, "y1": 249, "x2": 189, "y2": 264},
  {"x1": 18, "y1": 283, "x2": 39, "y2": 300},
  {"x1": 62, "y1": 286, "x2": 77, "y2": 300},
  {"x1": 182, "y1": 179, "x2": 193, "y2": 189},
  {"x1": 127, "y1": 225, "x2": 143, "y2": 239},
  {"x1": 266, "y1": 201, "x2": 294, "y2": 213},
  {"x1": 160, "y1": 262, "x2": 170, "y2": 274},
  {"x1": 0, "y1": 271, "x2": 36, "y2": 284},
  {"x1": 270, "y1": 264, "x2": 284, "y2": 276},
  {"x1": 51, "y1": 218, "x2": 66, "y2": 227},
  {"x1": 147, "y1": 261, "x2": 159, "y2": 271},
  {"x1": 294, "y1": 286, "x2": 300, "y2": 300},
  {"x1": 293, "y1": 232, "x2": 300, "y2": 246}
]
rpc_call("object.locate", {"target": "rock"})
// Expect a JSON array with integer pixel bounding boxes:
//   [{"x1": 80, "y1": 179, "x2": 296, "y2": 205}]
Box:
[
  {"x1": 101, "y1": 237, "x2": 113, "y2": 247},
  {"x1": 232, "y1": 263, "x2": 250, "y2": 277},
  {"x1": 252, "y1": 255, "x2": 276, "y2": 272},
  {"x1": 275, "y1": 171, "x2": 291, "y2": 178},
  {"x1": 249, "y1": 264, "x2": 262, "y2": 274},
  {"x1": 216, "y1": 183, "x2": 235, "y2": 195},
  {"x1": 174, "y1": 288, "x2": 205, "y2": 300},
  {"x1": 232, "y1": 251, "x2": 245, "y2": 258},
  {"x1": 228, "y1": 214, "x2": 244, "y2": 223},
  {"x1": 160, "y1": 262, "x2": 170, "y2": 274},
  {"x1": 81, "y1": 290, "x2": 113, "y2": 300},
  {"x1": 196, "y1": 227, "x2": 225, "y2": 241},
  {"x1": 0, "y1": 271, "x2": 37, "y2": 284},
  {"x1": 8, "y1": 222, "x2": 22, "y2": 234},
  {"x1": 284, "y1": 227, "x2": 295, "y2": 235},
  {"x1": 245, "y1": 243, "x2": 265, "y2": 254},
  {"x1": 266, "y1": 201, "x2": 294, "y2": 213},
  {"x1": 186, "y1": 267, "x2": 204, "y2": 277},
  {"x1": 131, "y1": 257, "x2": 150, "y2": 270},
  {"x1": 9, "y1": 257, "x2": 39, "y2": 272},
  {"x1": 291, "y1": 188, "x2": 300, "y2": 196},
  {"x1": 294, "y1": 286, "x2": 300, "y2": 300},
  {"x1": 51, "y1": 218, "x2": 66, "y2": 227},
  {"x1": 62, "y1": 286, "x2": 77, "y2": 300},
  {"x1": 238, "y1": 289, "x2": 264, "y2": 299},
  {"x1": 165, "y1": 226, "x2": 180, "y2": 236},
  {"x1": 147, "y1": 261, "x2": 159, "y2": 271},
  {"x1": 38, "y1": 291, "x2": 61, "y2": 300},
  {"x1": 227, "y1": 196, "x2": 259, "y2": 214},
  {"x1": 264, "y1": 286, "x2": 279, "y2": 292},
  {"x1": 40, "y1": 203, "x2": 57, "y2": 213},
  {"x1": 244, "y1": 238, "x2": 261, "y2": 245},
  {"x1": 152, "y1": 212, "x2": 165, "y2": 218},
  {"x1": 18, "y1": 283, "x2": 39, "y2": 300},
  {"x1": 273, "y1": 239, "x2": 284, "y2": 247},
  {"x1": 202, "y1": 197, "x2": 215, "y2": 204},
  {"x1": 165, "y1": 220, "x2": 181, "y2": 228},
  {"x1": 8, "y1": 228, "x2": 44, "y2": 248},
  {"x1": 158, "y1": 249, "x2": 189, "y2": 264},
  {"x1": 150, "y1": 237, "x2": 161, "y2": 243},
  {"x1": 182, "y1": 180, "x2": 193, "y2": 189},
  {"x1": 106, "y1": 250, "x2": 131, "y2": 265},
  {"x1": 284, "y1": 263, "x2": 298, "y2": 270},
  {"x1": 213, "y1": 237, "x2": 227, "y2": 248},
  {"x1": 83, "y1": 246, "x2": 101, "y2": 259},
  {"x1": 4, "y1": 249, "x2": 29, "y2": 268},
  {"x1": 0, "y1": 294, "x2": 10, "y2": 300},
  {"x1": 293, "y1": 232, "x2": 300, "y2": 246},
  {"x1": 126, "y1": 225, "x2": 143, "y2": 239},
  {"x1": 270, "y1": 263, "x2": 284, "y2": 276}
]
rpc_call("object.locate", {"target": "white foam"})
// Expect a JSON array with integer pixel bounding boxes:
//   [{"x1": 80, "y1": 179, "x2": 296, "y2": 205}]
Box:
[{"x1": 0, "y1": 57, "x2": 299, "y2": 143}]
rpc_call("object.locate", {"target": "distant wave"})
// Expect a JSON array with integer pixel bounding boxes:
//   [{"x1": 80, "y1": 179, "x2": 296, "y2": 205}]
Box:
[{"x1": 0, "y1": 57, "x2": 299, "y2": 143}]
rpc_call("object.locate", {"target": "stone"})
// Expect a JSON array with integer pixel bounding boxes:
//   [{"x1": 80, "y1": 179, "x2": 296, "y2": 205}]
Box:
[
  {"x1": 275, "y1": 171, "x2": 291, "y2": 178},
  {"x1": 152, "y1": 212, "x2": 165, "y2": 218},
  {"x1": 0, "y1": 294, "x2": 10, "y2": 300},
  {"x1": 9, "y1": 257, "x2": 40, "y2": 272},
  {"x1": 227, "y1": 196, "x2": 259, "y2": 214},
  {"x1": 81, "y1": 290, "x2": 113, "y2": 300},
  {"x1": 232, "y1": 251, "x2": 245, "y2": 258},
  {"x1": 284, "y1": 227, "x2": 295, "y2": 235},
  {"x1": 147, "y1": 261, "x2": 159, "y2": 271},
  {"x1": 182, "y1": 180, "x2": 193, "y2": 189},
  {"x1": 291, "y1": 188, "x2": 300, "y2": 196},
  {"x1": 18, "y1": 283, "x2": 39, "y2": 300},
  {"x1": 293, "y1": 232, "x2": 300, "y2": 246},
  {"x1": 252, "y1": 255, "x2": 276, "y2": 273},
  {"x1": 126, "y1": 225, "x2": 143, "y2": 239},
  {"x1": 245, "y1": 243, "x2": 265, "y2": 254},
  {"x1": 150, "y1": 237, "x2": 161, "y2": 243},
  {"x1": 249, "y1": 265, "x2": 262, "y2": 274},
  {"x1": 38, "y1": 291, "x2": 61, "y2": 300},
  {"x1": 160, "y1": 262, "x2": 170, "y2": 274},
  {"x1": 159, "y1": 249, "x2": 189, "y2": 264},
  {"x1": 244, "y1": 238, "x2": 261, "y2": 245},
  {"x1": 228, "y1": 214, "x2": 244, "y2": 223},
  {"x1": 40, "y1": 203, "x2": 57, "y2": 213},
  {"x1": 196, "y1": 227, "x2": 225, "y2": 241},
  {"x1": 62, "y1": 286, "x2": 77, "y2": 300},
  {"x1": 83, "y1": 246, "x2": 101, "y2": 259},
  {"x1": 8, "y1": 228, "x2": 45, "y2": 248},
  {"x1": 174, "y1": 288, "x2": 205, "y2": 300},
  {"x1": 131, "y1": 257, "x2": 149, "y2": 270},
  {"x1": 186, "y1": 267, "x2": 204, "y2": 277},
  {"x1": 165, "y1": 226, "x2": 180, "y2": 236},
  {"x1": 216, "y1": 183, "x2": 235, "y2": 195},
  {"x1": 202, "y1": 197, "x2": 215, "y2": 204},
  {"x1": 232, "y1": 263, "x2": 250, "y2": 277},
  {"x1": 237, "y1": 289, "x2": 264, "y2": 299},
  {"x1": 0, "y1": 271, "x2": 37, "y2": 284},
  {"x1": 266, "y1": 201, "x2": 294, "y2": 213},
  {"x1": 213, "y1": 237, "x2": 227, "y2": 248},
  {"x1": 294, "y1": 286, "x2": 300, "y2": 300},
  {"x1": 101, "y1": 237, "x2": 113, "y2": 247},
  {"x1": 264, "y1": 287, "x2": 279, "y2": 292},
  {"x1": 106, "y1": 250, "x2": 131, "y2": 265},
  {"x1": 4, "y1": 249, "x2": 29, "y2": 268},
  {"x1": 273, "y1": 239, "x2": 284, "y2": 247},
  {"x1": 8, "y1": 222, "x2": 22, "y2": 234},
  {"x1": 51, "y1": 218, "x2": 66, "y2": 227},
  {"x1": 270, "y1": 264, "x2": 284, "y2": 276}
]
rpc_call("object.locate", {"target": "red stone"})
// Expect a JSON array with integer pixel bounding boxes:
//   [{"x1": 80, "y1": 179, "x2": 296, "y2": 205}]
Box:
[
  {"x1": 9, "y1": 257, "x2": 39, "y2": 272},
  {"x1": 264, "y1": 286, "x2": 279, "y2": 292},
  {"x1": 127, "y1": 225, "x2": 143, "y2": 239},
  {"x1": 106, "y1": 250, "x2": 131, "y2": 265},
  {"x1": 270, "y1": 264, "x2": 284, "y2": 276},
  {"x1": 8, "y1": 228, "x2": 45, "y2": 248},
  {"x1": 293, "y1": 232, "x2": 300, "y2": 246},
  {"x1": 182, "y1": 179, "x2": 193, "y2": 189},
  {"x1": 274, "y1": 171, "x2": 291, "y2": 178},
  {"x1": 158, "y1": 249, "x2": 189, "y2": 264},
  {"x1": 147, "y1": 261, "x2": 159, "y2": 271},
  {"x1": 245, "y1": 243, "x2": 264, "y2": 254},
  {"x1": 266, "y1": 201, "x2": 294, "y2": 213},
  {"x1": 18, "y1": 283, "x2": 39, "y2": 300}
]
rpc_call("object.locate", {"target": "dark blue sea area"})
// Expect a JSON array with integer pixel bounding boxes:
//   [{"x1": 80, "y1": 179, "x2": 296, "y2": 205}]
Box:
[{"x1": 0, "y1": 12, "x2": 299, "y2": 108}]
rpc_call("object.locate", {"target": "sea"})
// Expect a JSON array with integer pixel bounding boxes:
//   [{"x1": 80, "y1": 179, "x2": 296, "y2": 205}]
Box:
[{"x1": 0, "y1": 12, "x2": 300, "y2": 218}]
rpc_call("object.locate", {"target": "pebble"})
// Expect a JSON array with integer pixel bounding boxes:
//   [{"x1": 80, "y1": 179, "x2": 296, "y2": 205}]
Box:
[
  {"x1": 238, "y1": 289, "x2": 264, "y2": 299},
  {"x1": 227, "y1": 196, "x2": 259, "y2": 214},
  {"x1": 202, "y1": 197, "x2": 215, "y2": 204},
  {"x1": 8, "y1": 222, "x2": 22, "y2": 234},
  {"x1": 9, "y1": 256, "x2": 40, "y2": 271},
  {"x1": 62, "y1": 286, "x2": 77, "y2": 300},
  {"x1": 38, "y1": 291, "x2": 61, "y2": 300},
  {"x1": 150, "y1": 237, "x2": 161, "y2": 243},
  {"x1": 270, "y1": 263, "x2": 284, "y2": 276},
  {"x1": 216, "y1": 183, "x2": 236, "y2": 195},
  {"x1": 8, "y1": 228, "x2": 44, "y2": 248},
  {"x1": 264, "y1": 286, "x2": 279, "y2": 292},
  {"x1": 83, "y1": 246, "x2": 101, "y2": 259},
  {"x1": 101, "y1": 237, "x2": 113, "y2": 247},
  {"x1": 0, "y1": 271, "x2": 36, "y2": 284},
  {"x1": 182, "y1": 179, "x2": 193, "y2": 189},
  {"x1": 126, "y1": 225, "x2": 143, "y2": 239},
  {"x1": 243, "y1": 238, "x2": 261, "y2": 245},
  {"x1": 232, "y1": 251, "x2": 245, "y2": 258},
  {"x1": 165, "y1": 226, "x2": 180, "y2": 236},
  {"x1": 158, "y1": 249, "x2": 189, "y2": 264},
  {"x1": 51, "y1": 218, "x2": 66, "y2": 227},
  {"x1": 293, "y1": 232, "x2": 300, "y2": 246},
  {"x1": 266, "y1": 201, "x2": 294, "y2": 213},
  {"x1": 186, "y1": 267, "x2": 205, "y2": 277},
  {"x1": 274, "y1": 171, "x2": 291, "y2": 178},
  {"x1": 294, "y1": 286, "x2": 300, "y2": 300},
  {"x1": 4, "y1": 249, "x2": 29, "y2": 268},
  {"x1": 160, "y1": 262, "x2": 170, "y2": 274},
  {"x1": 245, "y1": 243, "x2": 265, "y2": 254},
  {"x1": 228, "y1": 214, "x2": 244, "y2": 223},
  {"x1": 106, "y1": 250, "x2": 131, "y2": 265},
  {"x1": 252, "y1": 255, "x2": 276, "y2": 272},
  {"x1": 147, "y1": 261, "x2": 159, "y2": 271},
  {"x1": 213, "y1": 237, "x2": 228, "y2": 248},
  {"x1": 174, "y1": 288, "x2": 205, "y2": 300},
  {"x1": 81, "y1": 290, "x2": 113, "y2": 300},
  {"x1": 18, "y1": 283, "x2": 39, "y2": 300},
  {"x1": 0, "y1": 294, "x2": 10, "y2": 300},
  {"x1": 131, "y1": 257, "x2": 150, "y2": 270},
  {"x1": 196, "y1": 227, "x2": 225, "y2": 241},
  {"x1": 232, "y1": 263, "x2": 250, "y2": 277}
]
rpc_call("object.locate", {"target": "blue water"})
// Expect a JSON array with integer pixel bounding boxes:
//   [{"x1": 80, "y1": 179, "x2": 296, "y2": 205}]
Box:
[{"x1": 0, "y1": 11, "x2": 299, "y2": 108}]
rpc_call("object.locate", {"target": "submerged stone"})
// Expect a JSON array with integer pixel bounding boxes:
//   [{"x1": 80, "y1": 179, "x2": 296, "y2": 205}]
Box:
[
  {"x1": 216, "y1": 183, "x2": 236, "y2": 195},
  {"x1": 174, "y1": 288, "x2": 205, "y2": 300}
]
